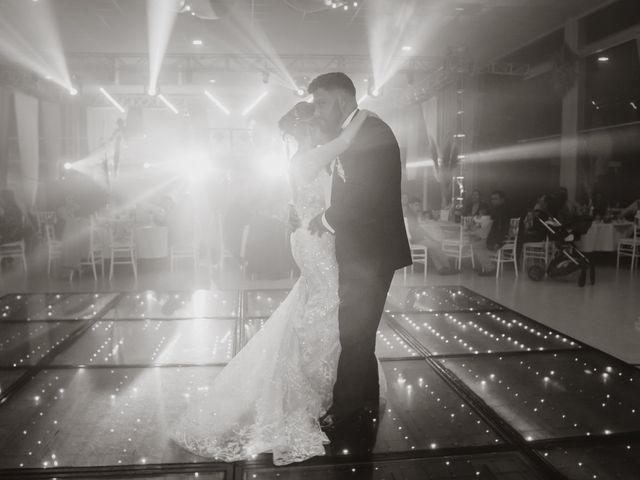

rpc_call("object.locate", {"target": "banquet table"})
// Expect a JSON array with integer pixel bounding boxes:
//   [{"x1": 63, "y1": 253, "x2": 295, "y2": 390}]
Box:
[{"x1": 577, "y1": 221, "x2": 634, "y2": 252}]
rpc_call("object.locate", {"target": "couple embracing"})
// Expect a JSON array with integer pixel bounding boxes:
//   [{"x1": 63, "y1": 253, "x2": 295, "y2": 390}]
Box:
[{"x1": 171, "y1": 72, "x2": 411, "y2": 465}]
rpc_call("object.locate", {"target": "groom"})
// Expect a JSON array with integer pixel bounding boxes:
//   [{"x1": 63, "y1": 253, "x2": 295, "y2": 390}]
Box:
[{"x1": 307, "y1": 72, "x2": 412, "y2": 436}]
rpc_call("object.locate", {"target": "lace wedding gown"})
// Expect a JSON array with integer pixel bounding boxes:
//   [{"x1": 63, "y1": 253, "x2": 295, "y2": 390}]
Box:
[{"x1": 170, "y1": 168, "x2": 340, "y2": 465}]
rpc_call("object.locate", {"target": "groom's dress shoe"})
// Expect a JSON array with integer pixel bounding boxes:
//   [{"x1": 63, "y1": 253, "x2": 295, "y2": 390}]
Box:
[{"x1": 319, "y1": 413, "x2": 343, "y2": 433}]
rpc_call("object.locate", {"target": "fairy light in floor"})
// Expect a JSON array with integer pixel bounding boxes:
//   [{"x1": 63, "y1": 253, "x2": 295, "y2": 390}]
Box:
[
  {"x1": 391, "y1": 310, "x2": 578, "y2": 355},
  {"x1": 386, "y1": 365, "x2": 501, "y2": 450},
  {"x1": 248, "y1": 291, "x2": 289, "y2": 317},
  {"x1": 442, "y1": 353, "x2": 640, "y2": 441}
]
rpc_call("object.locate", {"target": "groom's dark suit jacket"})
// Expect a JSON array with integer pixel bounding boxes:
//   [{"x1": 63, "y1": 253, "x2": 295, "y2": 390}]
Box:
[{"x1": 325, "y1": 116, "x2": 412, "y2": 274}]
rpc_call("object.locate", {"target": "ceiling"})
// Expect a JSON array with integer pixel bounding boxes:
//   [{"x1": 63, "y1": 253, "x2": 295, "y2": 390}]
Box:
[{"x1": 2, "y1": 0, "x2": 612, "y2": 63}]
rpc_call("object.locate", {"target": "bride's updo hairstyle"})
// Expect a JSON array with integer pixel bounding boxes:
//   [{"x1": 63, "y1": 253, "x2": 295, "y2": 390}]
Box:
[{"x1": 278, "y1": 101, "x2": 316, "y2": 141}]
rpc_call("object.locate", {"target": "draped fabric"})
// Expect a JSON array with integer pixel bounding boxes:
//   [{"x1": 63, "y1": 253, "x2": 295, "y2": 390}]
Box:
[
  {"x1": 40, "y1": 101, "x2": 62, "y2": 179},
  {"x1": 0, "y1": 87, "x2": 11, "y2": 189},
  {"x1": 388, "y1": 103, "x2": 427, "y2": 181},
  {"x1": 14, "y1": 92, "x2": 39, "y2": 207}
]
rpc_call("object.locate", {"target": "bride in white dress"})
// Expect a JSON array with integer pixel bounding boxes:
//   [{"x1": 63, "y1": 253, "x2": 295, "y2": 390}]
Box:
[{"x1": 169, "y1": 103, "x2": 370, "y2": 465}]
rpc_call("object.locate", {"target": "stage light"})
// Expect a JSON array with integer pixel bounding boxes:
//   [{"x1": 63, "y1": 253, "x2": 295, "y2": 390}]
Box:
[
  {"x1": 631, "y1": 102, "x2": 638, "y2": 111},
  {"x1": 242, "y1": 91, "x2": 268, "y2": 117},
  {"x1": 597, "y1": 56, "x2": 609, "y2": 62},
  {"x1": 99, "y1": 87, "x2": 125, "y2": 113},
  {"x1": 69, "y1": 87, "x2": 78, "y2": 96},
  {"x1": 402, "y1": 45, "x2": 412, "y2": 52},
  {"x1": 204, "y1": 90, "x2": 230, "y2": 115},
  {"x1": 63, "y1": 162, "x2": 72, "y2": 170},
  {"x1": 158, "y1": 94, "x2": 179, "y2": 115},
  {"x1": 366, "y1": 77, "x2": 382, "y2": 98},
  {"x1": 148, "y1": 86, "x2": 157, "y2": 96},
  {"x1": 295, "y1": 88, "x2": 306, "y2": 97},
  {"x1": 192, "y1": 39, "x2": 203, "y2": 46},
  {"x1": 143, "y1": 162, "x2": 151, "y2": 169}
]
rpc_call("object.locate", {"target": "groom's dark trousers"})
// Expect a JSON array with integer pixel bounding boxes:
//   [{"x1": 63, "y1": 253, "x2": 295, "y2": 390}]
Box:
[
  {"x1": 332, "y1": 262, "x2": 394, "y2": 419},
  {"x1": 323, "y1": 115, "x2": 412, "y2": 421}
]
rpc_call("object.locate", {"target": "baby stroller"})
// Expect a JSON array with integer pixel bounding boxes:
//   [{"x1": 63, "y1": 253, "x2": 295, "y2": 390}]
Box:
[{"x1": 527, "y1": 215, "x2": 595, "y2": 287}]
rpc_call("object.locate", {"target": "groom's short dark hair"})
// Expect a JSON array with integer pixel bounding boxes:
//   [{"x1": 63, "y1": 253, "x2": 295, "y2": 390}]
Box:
[{"x1": 308, "y1": 72, "x2": 356, "y2": 97}]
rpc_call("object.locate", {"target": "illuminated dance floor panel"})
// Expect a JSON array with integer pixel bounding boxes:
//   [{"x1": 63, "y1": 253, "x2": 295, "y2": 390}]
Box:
[{"x1": 0, "y1": 286, "x2": 638, "y2": 480}]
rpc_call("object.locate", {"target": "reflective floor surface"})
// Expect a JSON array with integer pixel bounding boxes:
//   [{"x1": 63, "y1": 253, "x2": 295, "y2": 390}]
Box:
[{"x1": 0, "y1": 286, "x2": 639, "y2": 479}]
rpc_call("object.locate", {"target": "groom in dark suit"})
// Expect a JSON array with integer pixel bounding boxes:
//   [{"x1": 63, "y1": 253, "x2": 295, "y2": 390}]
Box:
[{"x1": 307, "y1": 72, "x2": 412, "y2": 437}]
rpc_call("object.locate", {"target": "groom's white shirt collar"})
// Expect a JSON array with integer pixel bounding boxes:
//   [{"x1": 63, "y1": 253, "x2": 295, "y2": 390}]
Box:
[
  {"x1": 341, "y1": 108, "x2": 359, "y2": 130},
  {"x1": 321, "y1": 107, "x2": 359, "y2": 235}
]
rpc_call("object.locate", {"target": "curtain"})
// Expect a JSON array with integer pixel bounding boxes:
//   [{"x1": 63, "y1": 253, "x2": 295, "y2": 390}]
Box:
[
  {"x1": 14, "y1": 92, "x2": 39, "y2": 207},
  {"x1": 0, "y1": 87, "x2": 11, "y2": 188},
  {"x1": 40, "y1": 101, "x2": 61, "y2": 176}
]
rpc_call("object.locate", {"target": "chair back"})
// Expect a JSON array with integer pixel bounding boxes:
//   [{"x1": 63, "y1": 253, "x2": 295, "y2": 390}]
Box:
[
  {"x1": 109, "y1": 219, "x2": 135, "y2": 247},
  {"x1": 36, "y1": 211, "x2": 57, "y2": 236},
  {"x1": 440, "y1": 223, "x2": 463, "y2": 242},
  {"x1": 508, "y1": 217, "x2": 520, "y2": 240},
  {"x1": 44, "y1": 224, "x2": 57, "y2": 243}
]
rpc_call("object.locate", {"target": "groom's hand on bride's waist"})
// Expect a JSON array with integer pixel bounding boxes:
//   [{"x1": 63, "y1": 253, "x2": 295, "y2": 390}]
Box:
[{"x1": 308, "y1": 214, "x2": 331, "y2": 237}]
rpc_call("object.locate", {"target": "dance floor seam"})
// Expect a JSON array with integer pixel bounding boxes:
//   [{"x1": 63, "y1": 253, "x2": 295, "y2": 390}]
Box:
[{"x1": 0, "y1": 285, "x2": 639, "y2": 479}]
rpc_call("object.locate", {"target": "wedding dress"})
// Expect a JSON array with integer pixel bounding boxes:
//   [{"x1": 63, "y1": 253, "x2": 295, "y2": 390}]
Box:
[{"x1": 170, "y1": 168, "x2": 341, "y2": 465}]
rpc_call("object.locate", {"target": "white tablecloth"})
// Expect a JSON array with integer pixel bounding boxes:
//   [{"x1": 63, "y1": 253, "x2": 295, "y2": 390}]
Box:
[{"x1": 577, "y1": 222, "x2": 634, "y2": 252}]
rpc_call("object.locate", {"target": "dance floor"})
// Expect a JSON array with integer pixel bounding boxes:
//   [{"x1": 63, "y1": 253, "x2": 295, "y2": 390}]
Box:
[{"x1": 0, "y1": 286, "x2": 639, "y2": 479}]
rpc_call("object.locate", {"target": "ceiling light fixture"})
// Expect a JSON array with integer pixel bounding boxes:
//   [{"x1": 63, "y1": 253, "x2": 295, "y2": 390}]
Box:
[
  {"x1": 242, "y1": 91, "x2": 268, "y2": 117},
  {"x1": 158, "y1": 94, "x2": 179, "y2": 114},
  {"x1": 99, "y1": 87, "x2": 125, "y2": 113},
  {"x1": 204, "y1": 90, "x2": 230, "y2": 115}
]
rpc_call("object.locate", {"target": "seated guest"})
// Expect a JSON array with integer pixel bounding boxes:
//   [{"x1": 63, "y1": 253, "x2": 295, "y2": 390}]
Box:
[
  {"x1": 552, "y1": 187, "x2": 579, "y2": 225},
  {"x1": 462, "y1": 189, "x2": 489, "y2": 218},
  {"x1": 405, "y1": 197, "x2": 457, "y2": 275},
  {"x1": 0, "y1": 189, "x2": 25, "y2": 245},
  {"x1": 589, "y1": 192, "x2": 609, "y2": 220},
  {"x1": 617, "y1": 198, "x2": 640, "y2": 222},
  {"x1": 516, "y1": 194, "x2": 552, "y2": 258},
  {"x1": 471, "y1": 190, "x2": 510, "y2": 276}
]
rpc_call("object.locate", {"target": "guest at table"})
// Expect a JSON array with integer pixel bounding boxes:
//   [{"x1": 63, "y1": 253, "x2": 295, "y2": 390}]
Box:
[
  {"x1": 617, "y1": 198, "x2": 640, "y2": 222},
  {"x1": 471, "y1": 190, "x2": 510, "y2": 276},
  {"x1": 462, "y1": 189, "x2": 489, "y2": 218},
  {"x1": 406, "y1": 198, "x2": 458, "y2": 275},
  {"x1": 588, "y1": 192, "x2": 609, "y2": 220},
  {"x1": 516, "y1": 194, "x2": 552, "y2": 256},
  {"x1": 552, "y1": 187, "x2": 579, "y2": 225}
]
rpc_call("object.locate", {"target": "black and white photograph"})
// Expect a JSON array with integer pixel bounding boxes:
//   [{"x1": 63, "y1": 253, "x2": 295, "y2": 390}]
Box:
[{"x1": 0, "y1": 0, "x2": 639, "y2": 479}]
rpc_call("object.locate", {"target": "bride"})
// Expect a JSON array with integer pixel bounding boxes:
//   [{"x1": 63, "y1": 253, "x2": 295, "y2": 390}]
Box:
[{"x1": 170, "y1": 102, "x2": 370, "y2": 465}]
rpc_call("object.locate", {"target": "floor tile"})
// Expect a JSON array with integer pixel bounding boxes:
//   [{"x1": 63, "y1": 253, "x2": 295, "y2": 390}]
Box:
[
  {"x1": 390, "y1": 310, "x2": 580, "y2": 356},
  {"x1": 438, "y1": 350, "x2": 640, "y2": 441}
]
